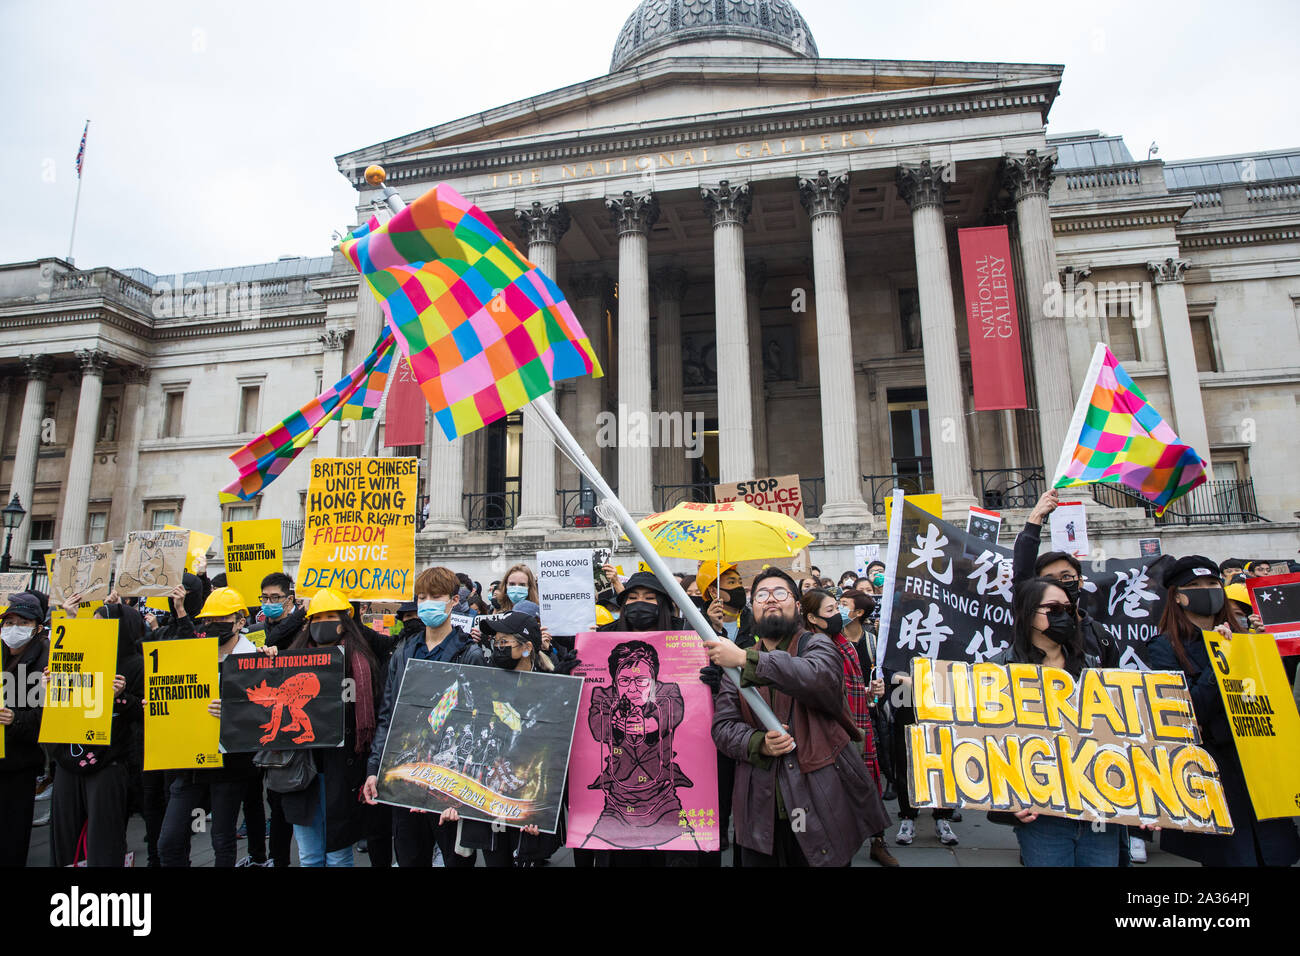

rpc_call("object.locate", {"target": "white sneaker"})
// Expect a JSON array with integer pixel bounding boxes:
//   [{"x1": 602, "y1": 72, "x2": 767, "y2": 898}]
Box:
[
  {"x1": 896, "y1": 820, "x2": 915, "y2": 845},
  {"x1": 936, "y1": 819, "x2": 959, "y2": 846},
  {"x1": 1129, "y1": 836, "x2": 1147, "y2": 864}
]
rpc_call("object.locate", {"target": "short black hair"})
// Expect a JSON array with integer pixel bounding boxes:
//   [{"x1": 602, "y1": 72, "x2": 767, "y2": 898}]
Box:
[
  {"x1": 1034, "y1": 551, "x2": 1081, "y2": 576},
  {"x1": 607, "y1": 639, "x2": 659, "y2": 680},
  {"x1": 261, "y1": 572, "x2": 294, "y2": 594}
]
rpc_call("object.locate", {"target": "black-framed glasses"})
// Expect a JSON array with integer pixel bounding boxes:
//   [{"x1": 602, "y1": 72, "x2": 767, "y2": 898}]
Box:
[{"x1": 1037, "y1": 602, "x2": 1074, "y2": 614}]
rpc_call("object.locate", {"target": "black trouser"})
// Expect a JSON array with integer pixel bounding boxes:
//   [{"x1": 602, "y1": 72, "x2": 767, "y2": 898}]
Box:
[
  {"x1": 481, "y1": 827, "x2": 517, "y2": 868},
  {"x1": 267, "y1": 788, "x2": 292, "y2": 866},
  {"x1": 393, "y1": 808, "x2": 475, "y2": 867},
  {"x1": 241, "y1": 773, "x2": 267, "y2": 863},
  {"x1": 892, "y1": 706, "x2": 951, "y2": 822},
  {"x1": 739, "y1": 811, "x2": 809, "y2": 867},
  {"x1": 140, "y1": 770, "x2": 168, "y2": 867},
  {"x1": 51, "y1": 763, "x2": 130, "y2": 867},
  {"x1": 363, "y1": 801, "x2": 392, "y2": 868},
  {"x1": 158, "y1": 776, "x2": 244, "y2": 867},
  {"x1": 0, "y1": 769, "x2": 37, "y2": 866}
]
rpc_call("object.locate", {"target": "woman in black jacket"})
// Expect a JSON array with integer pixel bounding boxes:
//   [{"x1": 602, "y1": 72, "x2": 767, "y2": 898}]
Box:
[
  {"x1": 0, "y1": 591, "x2": 51, "y2": 865},
  {"x1": 1145, "y1": 556, "x2": 1300, "y2": 867},
  {"x1": 283, "y1": 588, "x2": 385, "y2": 867}
]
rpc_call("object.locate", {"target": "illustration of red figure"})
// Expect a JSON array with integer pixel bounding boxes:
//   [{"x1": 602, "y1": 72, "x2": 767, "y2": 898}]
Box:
[{"x1": 246, "y1": 673, "x2": 321, "y2": 745}]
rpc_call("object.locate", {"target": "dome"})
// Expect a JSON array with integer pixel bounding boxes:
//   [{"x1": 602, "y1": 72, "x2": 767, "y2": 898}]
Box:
[{"x1": 610, "y1": 0, "x2": 819, "y2": 73}]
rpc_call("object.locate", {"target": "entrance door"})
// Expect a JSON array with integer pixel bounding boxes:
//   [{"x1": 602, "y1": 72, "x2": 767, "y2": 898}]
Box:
[{"x1": 886, "y1": 387, "x2": 934, "y2": 493}]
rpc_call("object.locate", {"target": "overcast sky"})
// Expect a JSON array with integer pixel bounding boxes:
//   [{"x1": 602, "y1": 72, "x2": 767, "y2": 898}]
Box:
[{"x1": 3, "y1": 0, "x2": 1296, "y2": 275}]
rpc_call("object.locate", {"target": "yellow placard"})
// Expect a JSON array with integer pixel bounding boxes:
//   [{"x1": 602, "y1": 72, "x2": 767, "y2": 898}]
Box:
[
  {"x1": 165, "y1": 524, "x2": 214, "y2": 573},
  {"x1": 1202, "y1": 630, "x2": 1300, "y2": 820},
  {"x1": 38, "y1": 618, "x2": 119, "y2": 746},
  {"x1": 884, "y1": 493, "x2": 943, "y2": 528},
  {"x1": 145, "y1": 596, "x2": 170, "y2": 611},
  {"x1": 142, "y1": 637, "x2": 223, "y2": 771},
  {"x1": 297, "y1": 457, "x2": 418, "y2": 600},
  {"x1": 52, "y1": 600, "x2": 104, "y2": 620},
  {"x1": 222, "y1": 519, "x2": 283, "y2": 607}
]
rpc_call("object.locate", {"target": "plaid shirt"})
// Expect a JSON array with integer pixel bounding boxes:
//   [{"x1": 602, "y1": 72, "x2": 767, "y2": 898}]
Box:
[{"x1": 832, "y1": 633, "x2": 882, "y2": 790}]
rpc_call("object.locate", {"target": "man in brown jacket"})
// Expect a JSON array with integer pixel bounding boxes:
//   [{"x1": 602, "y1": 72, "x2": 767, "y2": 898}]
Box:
[{"x1": 705, "y1": 568, "x2": 886, "y2": 866}]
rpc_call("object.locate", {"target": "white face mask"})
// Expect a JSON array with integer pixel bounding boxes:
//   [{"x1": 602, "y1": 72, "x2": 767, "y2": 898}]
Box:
[{"x1": 2, "y1": 624, "x2": 35, "y2": 648}]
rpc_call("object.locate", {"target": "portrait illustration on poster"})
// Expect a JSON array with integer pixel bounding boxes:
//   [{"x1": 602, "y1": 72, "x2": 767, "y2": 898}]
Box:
[
  {"x1": 115, "y1": 530, "x2": 189, "y2": 597},
  {"x1": 567, "y1": 631, "x2": 719, "y2": 852}
]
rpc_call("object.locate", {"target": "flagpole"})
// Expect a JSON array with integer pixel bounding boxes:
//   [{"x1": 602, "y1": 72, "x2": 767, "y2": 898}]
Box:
[
  {"x1": 352, "y1": 165, "x2": 782, "y2": 735},
  {"x1": 67, "y1": 120, "x2": 88, "y2": 265},
  {"x1": 358, "y1": 168, "x2": 408, "y2": 456}
]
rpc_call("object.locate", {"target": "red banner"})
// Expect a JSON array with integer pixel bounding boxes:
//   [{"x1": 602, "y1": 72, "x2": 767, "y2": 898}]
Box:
[
  {"x1": 384, "y1": 352, "x2": 427, "y2": 447},
  {"x1": 957, "y1": 226, "x2": 1027, "y2": 411}
]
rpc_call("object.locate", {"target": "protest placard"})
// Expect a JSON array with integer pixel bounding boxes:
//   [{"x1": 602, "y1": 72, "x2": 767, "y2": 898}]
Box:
[
  {"x1": 115, "y1": 530, "x2": 189, "y2": 597},
  {"x1": 49, "y1": 542, "x2": 113, "y2": 605},
  {"x1": 1138, "y1": 538, "x2": 1162, "y2": 558},
  {"x1": 566, "y1": 631, "x2": 719, "y2": 852},
  {"x1": 222, "y1": 519, "x2": 282, "y2": 607},
  {"x1": 536, "y1": 549, "x2": 596, "y2": 636},
  {"x1": 853, "y1": 544, "x2": 881, "y2": 577},
  {"x1": 164, "y1": 524, "x2": 214, "y2": 573},
  {"x1": 883, "y1": 492, "x2": 941, "y2": 529},
  {"x1": 1049, "y1": 501, "x2": 1089, "y2": 561},
  {"x1": 966, "y1": 506, "x2": 1002, "y2": 546},
  {"x1": 219, "y1": 647, "x2": 346, "y2": 752},
  {"x1": 297, "y1": 457, "x2": 417, "y2": 600},
  {"x1": 715, "y1": 474, "x2": 805, "y2": 521},
  {"x1": 0, "y1": 571, "x2": 31, "y2": 608},
  {"x1": 1245, "y1": 572, "x2": 1300, "y2": 656},
  {"x1": 905, "y1": 658, "x2": 1233, "y2": 833},
  {"x1": 1078, "y1": 555, "x2": 1173, "y2": 670},
  {"x1": 142, "y1": 637, "x2": 223, "y2": 771},
  {"x1": 1202, "y1": 630, "x2": 1300, "y2": 819},
  {"x1": 375, "y1": 659, "x2": 582, "y2": 833},
  {"x1": 38, "y1": 619, "x2": 118, "y2": 746}
]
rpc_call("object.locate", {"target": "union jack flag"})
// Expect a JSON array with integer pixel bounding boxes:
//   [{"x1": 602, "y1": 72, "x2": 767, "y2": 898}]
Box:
[{"x1": 75, "y1": 121, "x2": 88, "y2": 178}]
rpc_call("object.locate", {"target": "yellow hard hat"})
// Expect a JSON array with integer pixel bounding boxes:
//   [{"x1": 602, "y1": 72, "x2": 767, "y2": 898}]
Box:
[
  {"x1": 595, "y1": 605, "x2": 613, "y2": 627},
  {"x1": 1225, "y1": 583, "x2": 1251, "y2": 607},
  {"x1": 197, "y1": 587, "x2": 249, "y2": 618},
  {"x1": 696, "y1": 561, "x2": 738, "y2": 598},
  {"x1": 306, "y1": 588, "x2": 352, "y2": 618}
]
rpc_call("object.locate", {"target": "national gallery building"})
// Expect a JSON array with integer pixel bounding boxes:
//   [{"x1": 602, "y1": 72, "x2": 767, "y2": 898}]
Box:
[{"x1": 2, "y1": 0, "x2": 1298, "y2": 579}]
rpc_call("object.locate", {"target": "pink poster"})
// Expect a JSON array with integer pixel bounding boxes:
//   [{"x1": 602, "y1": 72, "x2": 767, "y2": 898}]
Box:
[{"x1": 566, "y1": 630, "x2": 719, "y2": 852}]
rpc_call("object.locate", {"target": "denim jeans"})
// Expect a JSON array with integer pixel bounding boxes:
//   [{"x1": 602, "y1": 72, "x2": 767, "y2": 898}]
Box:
[
  {"x1": 292, "y1": 776, "x2": 353, "y2": 867},
  {"x1": 1016, "y1": 814, "x2": 1122, "y2": 866}
]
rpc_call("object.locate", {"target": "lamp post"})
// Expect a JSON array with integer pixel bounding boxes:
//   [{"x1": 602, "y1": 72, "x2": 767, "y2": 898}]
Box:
[{"x1": 1, "y1": 494, "x2": 27, "y2": 572}]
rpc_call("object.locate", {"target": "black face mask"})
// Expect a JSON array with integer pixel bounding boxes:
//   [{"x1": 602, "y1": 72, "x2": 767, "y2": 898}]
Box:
[
  {"x1": 1182, "y1": 588, "x2": 1225, "y2": 618},
  {"x1": 1060, "y1": 579, "x2": 1081, "y2": 604},
  {"x1": 205, "y1": 621, "x2": 237, "y2": 641},
  {"x1": 1043, "y1": 610, "x2": 1077, "y2": 645},
  {"x1": 819, "y1": 613, "x2": 843, "y2": 636},
  {"x1": 310, "y1": 621, "x2": 341, "y2": 645},
  {"x1": 723, "y1": 586, "x2": 747, "y2": 610},
  {"x1": 689, "y1": 595, "x2": 708, "y2": 611},
  {"x1": 490, "y1": 645, "x2": 517, "y2": 669},
  {"x1": 622, "y1": 602, "x2": 660, "y2": 631}
]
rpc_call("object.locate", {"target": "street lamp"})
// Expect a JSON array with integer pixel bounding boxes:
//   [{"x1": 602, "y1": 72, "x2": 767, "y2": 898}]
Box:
[{"x1": 1, "y1": 494, "x2": 27, "y2": 572}]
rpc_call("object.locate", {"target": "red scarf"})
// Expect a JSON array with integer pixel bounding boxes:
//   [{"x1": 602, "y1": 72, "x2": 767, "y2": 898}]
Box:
[{"x1": 349, "y1": 648, "x2": 376, "y2": 754}]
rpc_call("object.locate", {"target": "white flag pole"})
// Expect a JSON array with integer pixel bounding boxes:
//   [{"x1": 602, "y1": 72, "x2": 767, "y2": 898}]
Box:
[
  {"x1": 67, "y1": 120, "x2": 88, "y2": 265},
  {"x1": 358, "y1": 169, "x2": 410, "y2": 457}
]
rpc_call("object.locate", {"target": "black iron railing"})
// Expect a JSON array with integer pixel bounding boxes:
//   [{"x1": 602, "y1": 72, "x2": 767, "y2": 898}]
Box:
[
  {"x1": 463, "y1": 490, "x2": 520, "y2": 531},
  {"x1": 799, "y1": 477, "x2": 824, "y2": 520},
  {"x1": 654, "y1": 482, "x2": 717, "y2": 512},
  {"x1": 282, "y1": 519, "x2": 305, "y2": 551},
  {"x1": 557, "y1": 487, "x2": 602, "y2": 528},
  {"x1": 974, "y1": 467, "x2": 1046, "y2": 511},
  {"x1": 416, "y1": 494, "x2": 428, "y2": 532},
  {"x1": 863, "y1": 470, "x2": 935, "y2": 516},
  {"x1": 1090, "y1": 478, "x2": 1266, "y2": 525}
]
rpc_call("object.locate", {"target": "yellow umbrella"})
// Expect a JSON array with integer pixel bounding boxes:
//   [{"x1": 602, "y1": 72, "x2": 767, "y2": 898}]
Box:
[{"x1": 629, "y1": 500, "x2": 814, "y2": 564}]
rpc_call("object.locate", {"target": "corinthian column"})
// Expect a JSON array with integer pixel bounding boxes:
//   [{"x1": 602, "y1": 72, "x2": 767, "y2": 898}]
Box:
[
  {"x1": 60, "y1": 348, "x2": 110, "y2": 547},
  {"x1": 652, "y1": 267, "x2": 689, "y2": 489},
  {"x1": 896, "y1": 161, "x2": 976, "y2": 508},
  {"x1": 606, "y1": 190, "x2": 658, "y2": 518},
  {"x1": 1004, "y1": 149, "x2": 1073, "y2": 471},
  {"x1": 510, "y1": 201, "x2": 570, "y2": 533},
  {"x1": 10, "y1": 355, "x2": 53, "y2": 561},
  {"x1": 702, "y1": 180, "x2": 755, "y2": 483},
  {"x1": 569, "y1": 272, "x2": 610, "y2": 485},
  {"x1": 797, "y1": 171, "x2": 871, "y2": 524},
  {"x1": 746, "y1": 259, "x2": 770, "y2": 476},
  {"x1": 1147, "y1": 257, "x2": 1212, "y2": 469}
]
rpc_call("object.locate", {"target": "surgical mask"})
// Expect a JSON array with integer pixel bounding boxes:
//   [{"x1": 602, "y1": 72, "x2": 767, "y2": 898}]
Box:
[
  {"x1": 506, "y1": 585, "x2": 528, "y2": 604},
  {"x1": 2, "y1": 624, "x2": 34, "y2": 648},
  {"x1": 1043, "y1": 610, "x2": 1077, "y2": 645},
  {"x1": 261, "y1": 602, "x2": 285, "y2": 620},
  {"x1": 723, "y1": 586, "x2": 746, "y2": 610},
  {"x1": 839, "y1": 608, "x2": 853, "y2": 627},
  {"x1": 418, "y1": 600, "x2": 449, "y2": 628},
  {"x1": 622, "y1": 602, "x2": 659, "y2": 631},
  {"x1": 311, "y1": 621, "x2": 341, "y2": 645},
  {"x1": 1182, "y1": 588, "x2": 1225, "y2": 618}
]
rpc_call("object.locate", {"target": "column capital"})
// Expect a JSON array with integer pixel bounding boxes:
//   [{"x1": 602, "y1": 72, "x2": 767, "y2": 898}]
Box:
[
  {"x1": 896, "y1": 161, "x2": 949, "y2": 212},
  {"x1": 651, "y1": 266, "x2": 688, "y2": 303},
  {"x1": 1002, "y1": 148, "x2": 1058, "y2": 201},
  {"x1": 514, "y1": 201, "x2": 570, "y2": 246},
  {"x1": 606, "y1": 190, "x2": 659, "y2": 236},
  {"x1": 797, "y1": 169, "x2": 850, "y2": 219},
  {"x1": 568, "y1": 271, "x2": 612, "y2": 303},
  {"x1": 701, "y1": 179, "x2": 752, "y2": 227},
  {"x1": 318, "y1": 327, "x2": 352, "y2": 351},
  {"x1": 122, "y1": 365, "x2": 152, "y2": 386},
  {"x1": 20, "y1": 354, "x2": 53, "y2": 382},
  {"x1": 745, "y1": 259, "x2": 768, "y2": 297},
  {"x1": 1147, "y1": 257, "x2": 1191, "y2": 284},
  {"x1": 74, "y1": 349, "x2": 110, "y2": 377}
]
